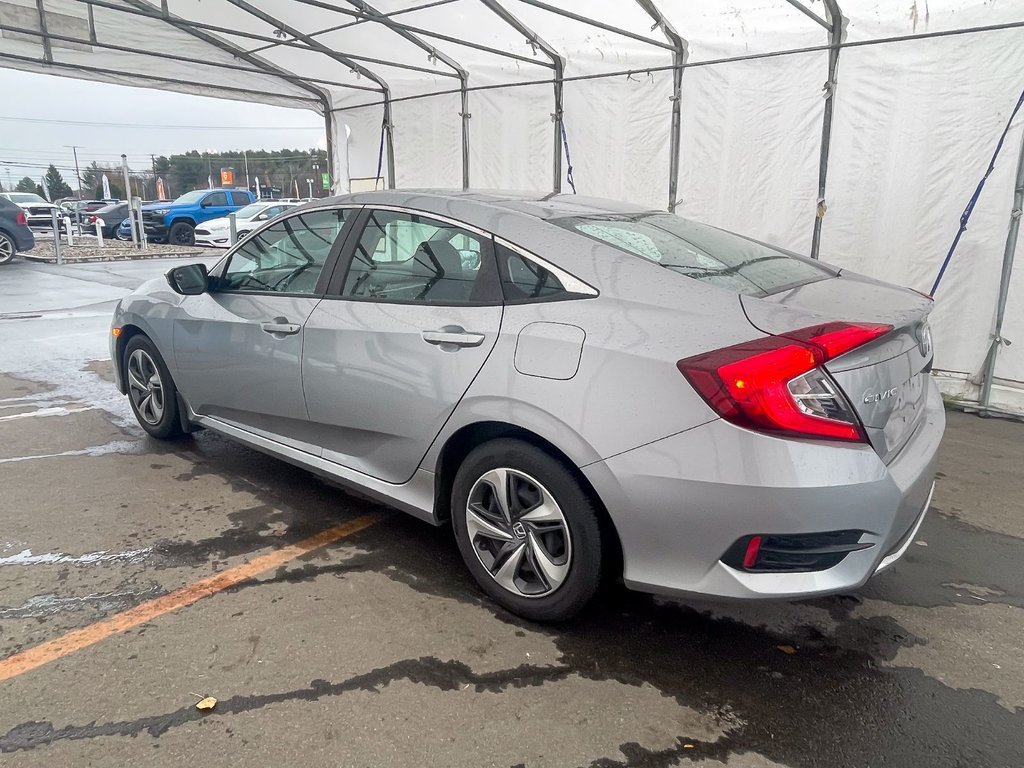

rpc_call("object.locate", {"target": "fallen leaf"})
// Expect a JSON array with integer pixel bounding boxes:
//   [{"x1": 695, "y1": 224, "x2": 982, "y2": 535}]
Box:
[
  {"x1": 196, "y1": 696, "x2": 217, "y2": 711},
  {"x1": 777, "y1": 645, "x2": 797, "y2": 655}
]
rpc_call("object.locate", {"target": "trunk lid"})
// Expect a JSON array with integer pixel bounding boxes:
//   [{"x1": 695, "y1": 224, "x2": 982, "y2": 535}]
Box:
[{"x1": 742, "y1": 272, "x2": 934, "y2": 462}]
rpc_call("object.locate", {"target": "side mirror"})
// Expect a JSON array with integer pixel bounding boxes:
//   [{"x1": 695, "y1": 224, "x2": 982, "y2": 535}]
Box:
[{"x1": 166, "y1": 263, "x2": 208, "y2": 295}]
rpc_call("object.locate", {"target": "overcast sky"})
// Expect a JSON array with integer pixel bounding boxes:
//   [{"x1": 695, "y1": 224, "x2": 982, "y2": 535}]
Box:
[{"x1": 0, "y1": 69, "x2": 325, "y2": 193}]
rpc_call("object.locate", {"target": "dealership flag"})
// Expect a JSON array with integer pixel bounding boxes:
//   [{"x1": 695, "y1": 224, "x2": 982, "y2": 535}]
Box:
[{"x1": 102, "y1": 174, "x2": 111, "y2": 200}]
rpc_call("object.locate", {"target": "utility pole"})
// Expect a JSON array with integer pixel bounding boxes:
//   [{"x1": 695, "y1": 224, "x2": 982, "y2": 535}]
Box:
[
  {"x1": 207, "y1": 154, "x2": 213, "y2": 189},
  {"x1": 121, "y1": 154, "x2": 138, "y2": 248},
  {"x1": 244, "y1": 151, "x2": 250, "y2": 192},
  {"x1": 65, "y1": 145, "x2": 84, "y2": 199}
]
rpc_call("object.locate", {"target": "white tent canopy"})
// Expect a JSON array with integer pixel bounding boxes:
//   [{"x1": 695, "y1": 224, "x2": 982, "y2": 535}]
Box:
[{"x1": 3, "y1": 0, "x2": 1024, "y2": 413}]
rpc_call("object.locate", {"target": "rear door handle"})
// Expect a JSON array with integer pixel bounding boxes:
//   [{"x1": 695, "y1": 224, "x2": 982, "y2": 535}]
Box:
[
  {"x1": 421, "y1": 329, "x2": 486, "y2": 347},
  {"x1": 260, "y1": 319, "x2": 301, "y2": 336}
]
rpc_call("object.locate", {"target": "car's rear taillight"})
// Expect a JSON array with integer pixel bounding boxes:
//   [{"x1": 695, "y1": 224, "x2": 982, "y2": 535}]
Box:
[
  {"x1": 677, "y1": 322, "x2": 892, "y2": 442},
  {"x1": 15, "y1": 211, "x2": 27, "y2": 226}
]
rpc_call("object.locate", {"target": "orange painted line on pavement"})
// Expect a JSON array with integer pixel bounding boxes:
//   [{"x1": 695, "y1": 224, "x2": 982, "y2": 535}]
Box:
[{"x1": 0, "y1": 513, "x2": 382, "y2": 684}]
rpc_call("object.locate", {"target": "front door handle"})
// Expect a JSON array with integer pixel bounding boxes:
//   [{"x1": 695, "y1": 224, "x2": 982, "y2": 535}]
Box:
[
  {"x1": 261, "y1": 318, "x2": 301, "y2": 336},
  {"x1": 421, "y1": 329, "x2": 485, "y2": 348}
]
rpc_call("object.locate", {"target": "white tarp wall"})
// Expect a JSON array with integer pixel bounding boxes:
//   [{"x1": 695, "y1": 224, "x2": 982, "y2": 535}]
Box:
[{"x1": 3, "y1": 0, "x2": 1024, "y2": 411}]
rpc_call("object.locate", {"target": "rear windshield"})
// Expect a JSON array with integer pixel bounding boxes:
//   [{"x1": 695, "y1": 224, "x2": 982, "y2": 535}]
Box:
[{"x1": 553, "y1": 213, "x2": 831, "y2": 296}]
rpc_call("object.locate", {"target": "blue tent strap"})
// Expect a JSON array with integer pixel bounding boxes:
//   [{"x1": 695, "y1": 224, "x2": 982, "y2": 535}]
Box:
[
  {"x1": 560, "y1": 120, "x2": 577, "y2": 194},
  {"x1": 374, "y1": 112, "x2": 387, "y2": 190},
  {"x1": 930, "y1": 86, "x2": 1024, "y2": 296}
]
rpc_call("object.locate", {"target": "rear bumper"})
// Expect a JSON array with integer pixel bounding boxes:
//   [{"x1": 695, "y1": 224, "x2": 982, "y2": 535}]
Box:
[
  {"x1": 583, "y1": 377, "x2": 945, "y2": 600},
  {"x1": 12, "y1": 228, "x2": 35, "y2": 252}
]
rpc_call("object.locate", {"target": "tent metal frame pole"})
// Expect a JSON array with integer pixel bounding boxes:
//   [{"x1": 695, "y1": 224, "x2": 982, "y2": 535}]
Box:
[
  {"x1": 636, "y1": 0, "x2": 688, "y2": 213},
  {"x1": 341, "y1": 0, "x2": 471, "y2": 189},
  {"x1": 35, "y1": 0, "x2": 52, "y2": 62},
  {"x1": 782, "y1": 0, "x2": 831, "y2": 30},
  {"x1": 78, "y1": 0, "x2": 440, "y2": 84},
  {"x1": 479, "y1": 0, "x2": 564, "y2": 193},
  {"x1": 223, "y1": 0, "x2": 396, "y2": 188},
  {"x1": 118, "y1": 0, "x2": 337, "y2": 102},
  {"x1": 811, "y1": 0, "x2": 845, "y2": 259},
  {"x1": 979, "y1": 129, "x2": 1024, "y2": 409},
  {"x1": 288, "y1": 0, "x2": 550, "y2": 68},
  {"x1": 516, "y1": 0, "x2": 673, "y2": 51},
  {"x1": 0, "y1": 22, "x2": 379, "y2": 93},
  {"x1": 324, "y1": 100, "x2": 337, "y2": 195}
]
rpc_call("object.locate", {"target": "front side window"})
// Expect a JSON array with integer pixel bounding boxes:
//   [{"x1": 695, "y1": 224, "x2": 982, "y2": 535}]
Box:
[
  {"x1": 203, "y1": 192, "x2": 228, "y2": 207},
  {"x1": 218, "y1": 209, "x2": 349, "y2": 294},
  {"x1": 553, "y1": 213, "x2": 831, "y2": 297},
  {"x1": 341, "y1": 210, "x2": 494, "y2": 304}
]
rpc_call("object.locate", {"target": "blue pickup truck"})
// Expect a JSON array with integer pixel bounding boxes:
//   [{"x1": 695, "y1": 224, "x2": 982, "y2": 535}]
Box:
[{"x1": 142, "y1": 188, "x2": 254, "y2": 246}]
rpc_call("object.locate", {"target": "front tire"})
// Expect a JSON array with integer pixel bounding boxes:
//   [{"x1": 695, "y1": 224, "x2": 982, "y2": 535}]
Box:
[
  {"x1": 168, "y1": 221, "x2": 195, "y2": 247},
  {"x1": 0, "y1": 231, "x2": 16, "y2": 264},
  {"x1": 451, "y1": 439, "x2": 603, "y2": 622},
  {"x1": 124, "y1": 335, "x2": 184, "y2": 440}
]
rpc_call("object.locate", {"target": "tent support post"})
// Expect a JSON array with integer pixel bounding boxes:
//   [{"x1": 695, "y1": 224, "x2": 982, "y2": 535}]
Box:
[
  {"x1": 811, "y1": 0, "x2": 846, "y2": 259},
  {"x1": 479, "y1": 0, "x2": 564, "y2": 193},
  {"x1": 460, "y1": 75, "x2": 471, "y2": 189},
  {"x1": 35, "y1": 0, "x2": 52, "y2": 62},
  {"x1": 636, "y1": 0, "x2": 688, "y2": 213},
  {"x1": 324, "y1": 102, "x2": 336, "y2": 195},
  {"x1": 383, "y1": 94, "x2": 396, "y2": 189},
  {"x1": 979, "y1": 129, "x2": 1024, "y2": 409}
]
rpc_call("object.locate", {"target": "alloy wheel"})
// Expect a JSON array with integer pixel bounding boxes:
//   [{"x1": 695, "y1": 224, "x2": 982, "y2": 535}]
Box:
[
  {"x1": 465, "y1": 468, "x2": 572, "y2": 598},
  {"x1": 0, "y1": 234, "x2": 14, "y2": 263},
  {"x1": 127, "y1": 349, "x2": 165, "y2": 426}
]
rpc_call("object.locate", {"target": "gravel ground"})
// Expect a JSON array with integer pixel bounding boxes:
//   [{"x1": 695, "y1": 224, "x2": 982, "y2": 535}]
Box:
[{"x1": 22, "y1": 237, "x2": 214, "y2": 263}]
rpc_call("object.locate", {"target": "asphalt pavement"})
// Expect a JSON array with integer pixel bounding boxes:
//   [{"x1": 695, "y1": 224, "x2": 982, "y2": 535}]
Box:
[{"x1": 0, "y1": 256, "x2": 1021, "y2": 767}]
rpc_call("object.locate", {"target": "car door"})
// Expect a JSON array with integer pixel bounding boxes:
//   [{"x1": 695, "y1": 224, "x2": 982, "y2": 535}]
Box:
[
  {"x1": 302, "y1": 207, "x2": 503, "y2": 483},
  {"x1": 199, "y1": 191, "x2": 232, "y2": 221},
  {"x1": 172, "y1": 207, "x2": 357, "y2": 450}
]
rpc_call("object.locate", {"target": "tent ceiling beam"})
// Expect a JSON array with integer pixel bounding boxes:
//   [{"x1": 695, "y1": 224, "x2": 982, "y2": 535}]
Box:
[
  {"x1": 77, "y1": 0, "x2": 452, "y2": 84},
  {"x1": 289, "y1": 0, "x2": 551, "y2": 68},
  {"x1": 246, "y1": 0, "x2": 459, "y2": 53},
  {"x1": 480, "y1": 0, "x2": 565, "y2": 193},
  {"x1": 0, "y1": 22, "x2": 384, "y2": 94},
  {"x1": 515, "y1": 0, "x2": 674, "y2": 51},
  {"x1": 635, "y1": 0, "x2": 688, "y2": 213},
  {"x1": 782, "y1": 0, "x2": 831, "y2": 31}
]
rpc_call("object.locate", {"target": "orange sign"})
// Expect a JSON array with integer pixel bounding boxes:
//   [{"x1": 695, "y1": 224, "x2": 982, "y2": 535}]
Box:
[{"x1": 219, "y1": 168, "x2": 234, "y2": 186}]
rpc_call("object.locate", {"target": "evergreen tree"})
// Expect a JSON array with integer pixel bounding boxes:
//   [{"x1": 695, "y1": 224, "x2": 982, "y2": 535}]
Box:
[
  {"x1": 44, "y1": 165, "x2": 74, "y2": 199},
  {"x1": 15, "y1": 177, "x2": 36, "y2": 193}
]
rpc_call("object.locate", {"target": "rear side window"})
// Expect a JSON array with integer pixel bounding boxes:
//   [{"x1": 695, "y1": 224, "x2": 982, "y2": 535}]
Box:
[
  {"x1": 230, "y1": 191, "x2": 250, "y2": 206},
  {"x1": 495, "y1": 243, "x2": 580, "y2": 303},
  {"x1": 553, "y1": 213, "x2": 831, "y2": 296}
]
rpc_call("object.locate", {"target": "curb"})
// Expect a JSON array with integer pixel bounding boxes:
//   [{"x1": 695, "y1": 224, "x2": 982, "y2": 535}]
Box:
[{"x1": 21, "y1": 251, "x2": 212, "y2": 264}]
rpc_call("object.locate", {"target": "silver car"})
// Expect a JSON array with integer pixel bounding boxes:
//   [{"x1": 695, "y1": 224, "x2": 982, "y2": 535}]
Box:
[{"x1": 110, "y1": 190, "x2": 943, "y2": 621}]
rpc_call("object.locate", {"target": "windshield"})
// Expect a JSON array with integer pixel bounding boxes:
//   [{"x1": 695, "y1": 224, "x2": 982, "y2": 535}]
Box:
[
  {"x1": 554, "y1": 213, "x2": 831, "y2": 296},
  {"x1": 172, "y1": 190, "x2": 206, "y2": 205},
  {"x1": 235, "y1": 203, "x2": 269, "y2": 218},
  {"x1": 5, "y1": 193, "x2": 46, "y2": 204}
]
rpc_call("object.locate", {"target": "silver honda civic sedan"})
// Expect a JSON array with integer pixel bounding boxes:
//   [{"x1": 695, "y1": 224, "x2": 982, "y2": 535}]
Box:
[{"x1": 110, "y1": 190, "x2": 943, "y2": 621}]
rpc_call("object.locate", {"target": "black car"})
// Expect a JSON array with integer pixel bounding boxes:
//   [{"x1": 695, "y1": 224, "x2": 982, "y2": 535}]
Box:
[
  {"x1": 88, "y1": 202, "x2": 130, "y2": 239},
  {"x1": 0, "y1": 197, "x2": 35, "y2": 264}
]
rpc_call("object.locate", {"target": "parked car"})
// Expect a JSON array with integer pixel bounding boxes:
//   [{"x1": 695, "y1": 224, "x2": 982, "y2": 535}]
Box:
[
  {"x1": 110, "y1": 190, "x2": 943, "y2": 621},
  {"x1": 0, "y1": 196, "x2": 35, "y2": 263},
  {"x1": 142, "y1": 189, "x2": 255, "y2": 246},
  {"x1": 194, "y1": 201, "x2": 298, "y2": 247},
  {"x1": 116, "y1": 218, "x2": 133, "y2": 241},
  {"x1": 88, "y1": 202, "x2": 130, "y2": 239},
  {"x1": 0, "y1": 192, "x2": 59, "y2": 230}
]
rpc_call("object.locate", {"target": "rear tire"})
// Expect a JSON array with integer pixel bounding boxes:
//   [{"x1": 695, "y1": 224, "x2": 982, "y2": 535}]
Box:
[
  {"x1": 123, "y1": 335, "x2": 184, "y2": 440},
  {"x1": 0, "y1": 231, "x2": 15, "y2": 264},
  {"x1": 168, "y1": 221, "x2": 195, "y2": 247},
  {"x1": 451, "y1": 439, "x2": 603, "y2": 622}
]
